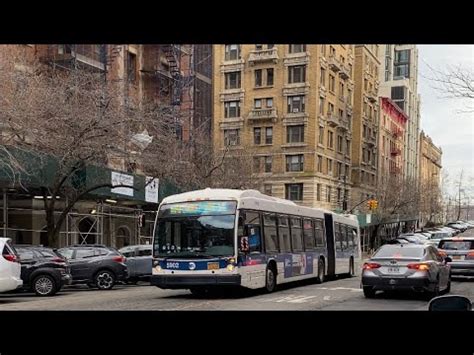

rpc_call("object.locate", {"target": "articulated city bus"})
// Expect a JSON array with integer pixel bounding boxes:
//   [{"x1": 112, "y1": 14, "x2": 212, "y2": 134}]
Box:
[{"x1": 151, "y1": 188, "x2": 361, "y2": 295}]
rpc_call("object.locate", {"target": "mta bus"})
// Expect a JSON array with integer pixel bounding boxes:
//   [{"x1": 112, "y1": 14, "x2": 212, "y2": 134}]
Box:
[{"x1": 151, "y1": 188, "x2": 361, "y2": 294}]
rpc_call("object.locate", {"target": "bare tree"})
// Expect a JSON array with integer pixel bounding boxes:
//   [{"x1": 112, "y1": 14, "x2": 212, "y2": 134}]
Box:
[
  {"x1": 0, "y1": 52, "x2": 169, "y2": 246},
  {"x1": 419, "y1": 179, "x2": 443, "y2": 227},
  {"x1": 425, "y1": 64, "x2": 474, "y2": 114},
  {"x1": 367, "y1": 175, "x2": 421, "y2": 249}
]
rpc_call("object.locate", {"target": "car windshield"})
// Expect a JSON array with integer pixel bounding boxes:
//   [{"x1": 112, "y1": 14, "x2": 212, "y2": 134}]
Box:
[
  {"x1": 373, "y1": 246, "x2": 424, "y2": 259},
  {"x1": 438, "y1": 241, "x2": 473, "y2": 250}
]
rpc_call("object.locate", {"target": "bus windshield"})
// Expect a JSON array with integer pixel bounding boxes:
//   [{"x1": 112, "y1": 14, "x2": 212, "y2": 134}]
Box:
[{"x1": 154, "y1": 201, "x2": 236, "y2": 258}]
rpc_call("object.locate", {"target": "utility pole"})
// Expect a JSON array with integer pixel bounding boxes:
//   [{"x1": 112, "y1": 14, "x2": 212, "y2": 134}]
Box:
[{"x1": 342, "y1": 175, "x2": 348, "y2": 212}]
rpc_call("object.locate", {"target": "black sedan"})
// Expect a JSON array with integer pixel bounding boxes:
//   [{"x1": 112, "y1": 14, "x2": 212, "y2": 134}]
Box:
[{"x1": 361, "y1": 244, "x2": 451, "y2": 298}]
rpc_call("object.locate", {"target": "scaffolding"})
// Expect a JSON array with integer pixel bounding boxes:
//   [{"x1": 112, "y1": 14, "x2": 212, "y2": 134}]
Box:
[{"x1": 1, "y1": 189, "x2": 156, "y2": 248}]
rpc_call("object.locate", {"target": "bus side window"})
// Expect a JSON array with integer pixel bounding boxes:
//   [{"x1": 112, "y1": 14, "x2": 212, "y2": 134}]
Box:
[
  {"x1": 335, "y1": 223, "x2": 342, "y2": 251},
  {"x1": 263, "y1": 214, "x2": 279, "y2": 253},
  {"x1": 314, "y1": 219, "x2": 325, "y2": 248},
  {"x1": 244, "y1": 210, "x2": 262, "y2": 254},
  {"x1": 347, "y1": 226, "x2": 354, "y2": 248},
  {"x1": 303, "y1": 219, "x2": 315, "y2": 250},
  {"x1": 290, "y1": 217, "x2": 303, "y2": 252},
  {"x1": 352, "y1": 229, "x2": 358, "y2": 248},
  {"x1": 343, "y1": 225, "x2": 349, "y2": 249},
  {"x1": 278, "y1": 215, "x2": 291, "y2": 253}
]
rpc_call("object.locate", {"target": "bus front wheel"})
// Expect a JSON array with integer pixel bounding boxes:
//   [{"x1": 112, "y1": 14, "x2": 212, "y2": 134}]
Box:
[
  {"x1": 265, "y1": 266, "x2": 277, "y2": 293},
  {"x1": 316, "y1": 259, "x2": 325, "y2": 284}
]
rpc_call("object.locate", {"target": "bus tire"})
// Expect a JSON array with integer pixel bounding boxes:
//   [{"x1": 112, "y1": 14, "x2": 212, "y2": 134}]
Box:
[
  {"x1": 265, "y1": 265, "x2": 277, "y2": 293},
  {"x1": 316, "y1": 258, "x2": 325, "y2": 284}
]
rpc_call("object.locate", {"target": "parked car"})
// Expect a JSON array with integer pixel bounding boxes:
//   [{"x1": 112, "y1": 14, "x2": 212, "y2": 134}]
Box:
[
  {"x1": 397, "y1": 235, "x2": 424, "y2": 244},
  {"x1": 446, "y1": 223, "x2": 467, "y2": 232},
  {"x1": 14, "y1": 245, "x2": 72, "y2": 296},
  {"x1": 57, "y1": 244, "x2": 128, "y2": 290},
  {"x1": 361, "y1": 243, "x2": 451, "y2": 298},
  {"x1": 438, "y1": 237, "x2": 474, "y2": 276},
  {"x1": 118, "y1": 244, "x2": 152, "y2": 283},
  {"x1": 0, "y1": 238, "x2": 23, "y2": 293},
  {"x1": 386, "y1": 238, "x2": 411, "y2": 245}
]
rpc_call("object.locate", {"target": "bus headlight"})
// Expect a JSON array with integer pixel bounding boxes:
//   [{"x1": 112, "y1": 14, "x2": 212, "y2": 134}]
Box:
[
  {"x1": 155, "y1": 265, "x2": 162, "y2": 271},
  {"x1": 227, "y1": 264, "x2": 235, "y2": 271}
]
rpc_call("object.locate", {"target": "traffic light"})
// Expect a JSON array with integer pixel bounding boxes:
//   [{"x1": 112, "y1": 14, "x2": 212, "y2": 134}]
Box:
[
  {"x1": 367, "y1": 200, "x2": 372, "y2": 210},
  {"x1": 373, "y1": 200, "x2": 378, "y2": 210}
]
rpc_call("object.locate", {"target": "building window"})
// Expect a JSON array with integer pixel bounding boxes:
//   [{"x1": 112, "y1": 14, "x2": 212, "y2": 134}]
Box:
[
  {"x1": 337, "y1": 162, "x2": 342, "y2": 177},
  {"x1": 285, "y1": 184, "x2": 303, "y2": 201},
  {"x1": 329, "y1": 74, "x2": 335, "y2": 92},
  {"x1": 224, "y1": 129, "x2": 240, "y2": 146},
  {"x1": 287, "y1": 95, "x2": 305, "y2": 113},
  {"x1": 224, "y1": 101, "x2": 240, "y2": 118},
  {"x1": 338, "y1": 109, "x2": 344, "y2": 119},
  {"x1": 264, "y1": 156, "x2": 272, "y2": 173},
  {"x1": 266, "y1": 68, "x2": 274, "y2": 86},
  {"x1": 265, "y1": 127, "x2": 273, "y2": 144},
  {"x1": 337, "y1": 135, "x2": 343, "y2": 152},
  {"x1": 339, "y1": 82, "x2": 344, "y2": 98},
  {"x1": 287, "y1": 125, "x2": 304, "y2": 143},
  {"x1": 253, "y1": 157, "x2": 261, "y2": 172},
  {"x1": 316, "y1": 184, "x2": 321, "y2": 201},
  {"x1": 337, "y1": 188, "x2": 342, "y2": 202},
  {"x1": 346, "y1": 139, "x2": 350, "y2": 155},
  {"x1": 266, "y1": 98, "x2": 273, "y2": 108},
  {"x1": 317, "y1": 155, "x2": 323, "y2": 173},
  {"x1": 267, "y1": 44, "x2": 275, "y2": 49},
  {"x1": 327, "y1": 186, "x2": 332, "y2": 202},
  {"x1": 225, "y1": 44, "x2": 240, "y2": 61},
  {"x1": 328, "y1": 131, "x2": 334, "y2": 149},
  {"x1": 254, "y1": 127, "x2": 261, "y2": 145},
  {"x1": 320, "y1": 68, "x2": 326, "y2": 86},
  {"x1": 289, "y1": 44, "x2": 306, "y2": 53},
  {"x1": 328, "y1": 102, "x2": 334, "y2": 115},
  {"x1": 255, "y1": 44, "x2": 263, "y2": 50},
  {"x1": 255, "y1": 69, "x2": 262, "y2": 87},
  {"x1": 127, "y1": 51, "x2": 137, "y2": 83},
  {"x1": 319, "y1": 97, "x2": 325, "y2": 115},
  {"x1": 327, "y1": 158, "x2": 333, "y2": 175},
  {"x1": 254, "y1": 99, "x2": 262, "y2": 109},
  {"x1": 286, "y1": 154, "x2": 304, "y2": 172},
  {"x1": 318, "y1": 126, "x2": 324, "y2": 144},
  {"x1": 264, "y1": 184, "x2": 272, "y2": 196},
  {"x1": 225, "y1": 71, "x2": 241, "y2": 89},
  {"x1": 288, "y1": 65, "x2": 306, "y2": 83}
]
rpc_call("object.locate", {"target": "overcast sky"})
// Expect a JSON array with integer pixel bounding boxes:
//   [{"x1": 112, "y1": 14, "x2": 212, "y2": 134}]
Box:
[{"x1": 417, "y1": 45, "x2": 474, "y2": 195}]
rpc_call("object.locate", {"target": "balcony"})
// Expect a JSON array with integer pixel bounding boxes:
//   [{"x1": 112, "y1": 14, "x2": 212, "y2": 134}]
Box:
[
  {"x1": 366, "y1": 90, "x2": 377, "y2": 103},
  {"x1": 248, "y1": 108, "x2": 278, "y2": 122},
  {"x1": 326, "y1": 113, "x2": 339, "y2": 127},
  {"x1": 337, "y1": 117, "x2": 350, "y2": 132},
  {"x1": 366, "y1": 135, "x2": 377, "y2": 147},
  {"x1": 345, "y1": 97, "x2": 353, "y2": 114},
  {"x1": 248, "y1": 48, "x2": 279, "y2": 65},
  {"x1": 390, "y1": 147, "x2": 402, "y2": 156},
  {"x1": 392, "y1": 128, "x2": 403, "y2": 139},
  {"x1": 328, "y1": 55, "x2": 341, "y2": 72},
  {"x1": 339, "y1": 64, "x2": 350, "y2": 80}
]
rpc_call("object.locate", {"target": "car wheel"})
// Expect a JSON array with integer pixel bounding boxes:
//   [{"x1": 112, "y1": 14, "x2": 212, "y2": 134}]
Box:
[
  {"x1": 445, "y1": 278, "x2": 451, "y2": 294},
  {"x1": 33, "y1": 274, "x2": 57, "y2": 297},
  {"x1": 95, "y1": 270, "x2": 116, "y2": 290},
  {"x1": 316, "y1": 259, "x2": 325, "y2": 284},
  {"x1": 265, "y1": 265, "x2": 277, "y2": 293},
  {"x1": 363, "y1": 286, "x2": 376, "y2": 298}
]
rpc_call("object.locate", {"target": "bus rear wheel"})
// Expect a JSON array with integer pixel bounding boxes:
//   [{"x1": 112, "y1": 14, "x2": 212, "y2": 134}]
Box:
[
  {"x1": 265, "y1": 266, "x2": 277, "y2": 293},
  {"x1": 316, "y1": 259, "x2": 325, "y2": 284},
  {"x1": 348, "y1": 258, "x2": 355, "y2": 277}
]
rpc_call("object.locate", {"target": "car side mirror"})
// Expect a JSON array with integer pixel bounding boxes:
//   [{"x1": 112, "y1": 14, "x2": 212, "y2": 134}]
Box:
[
  {"x1": 429, "y1": 295, "x2": 472, "y2": 311},
  {"x1": 445, "y1": 257, "x2": 452, "y2": 263}
]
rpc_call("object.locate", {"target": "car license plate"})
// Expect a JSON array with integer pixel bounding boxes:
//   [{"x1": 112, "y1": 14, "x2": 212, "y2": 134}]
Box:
[
  {"x1": 452, "y1": 255, "x2": 463, "y2": 260},
  {"x1": 207, "y1": 262, "x2": 219, "y2": 270},
  {"x1": 387, "y1": 267, "x2": 400, "y2": 273}
]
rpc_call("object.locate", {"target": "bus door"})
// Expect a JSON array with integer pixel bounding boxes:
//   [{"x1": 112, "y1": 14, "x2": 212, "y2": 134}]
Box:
[{"x1": 324, "y1": 213, "x2": 336, "y2": 276}]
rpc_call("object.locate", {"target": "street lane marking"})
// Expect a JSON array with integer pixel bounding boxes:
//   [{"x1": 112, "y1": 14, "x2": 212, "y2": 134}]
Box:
[{"x1": 323, "y1": 296, "x2": 331, "y2": 301}]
